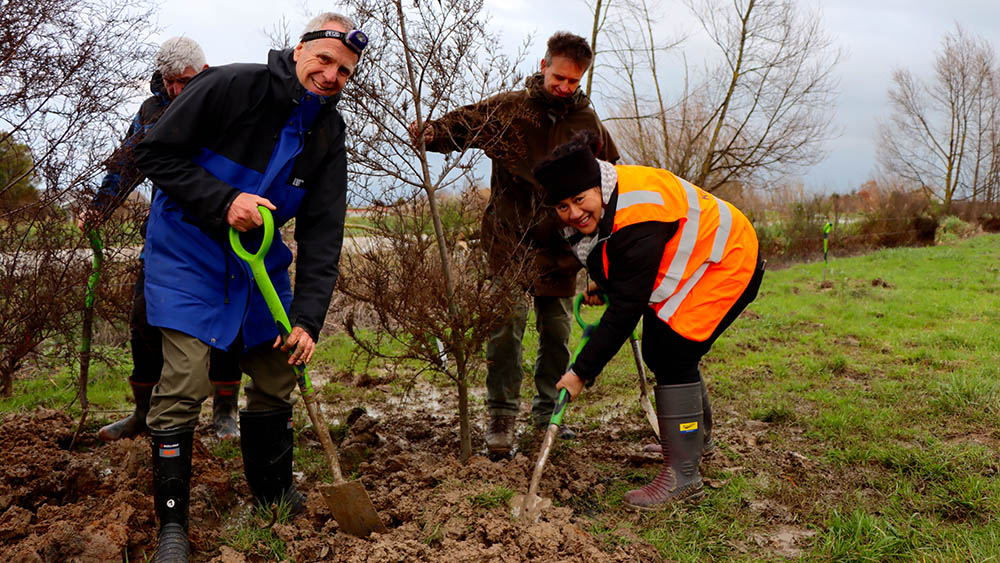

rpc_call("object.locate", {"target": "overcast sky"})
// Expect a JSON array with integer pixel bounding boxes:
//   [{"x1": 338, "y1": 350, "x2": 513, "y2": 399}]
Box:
[{"x1": 147, "y1": 0, "x2": 1000, "y2": 194}]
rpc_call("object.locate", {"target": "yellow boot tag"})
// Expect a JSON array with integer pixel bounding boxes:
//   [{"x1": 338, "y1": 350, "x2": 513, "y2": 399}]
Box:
[{"x1": 679, "y1": 421, "x2": 698, "y2": 434}]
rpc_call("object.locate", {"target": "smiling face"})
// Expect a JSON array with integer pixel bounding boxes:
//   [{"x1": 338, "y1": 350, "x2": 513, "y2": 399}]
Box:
[
  {"x1": 540, "y1": 55, "x2": 585, "y2": 98},
  {"x1": 293, "y1": 22, "x2": 360, "y2": 97},
  {"x1": 555, "y1": 186, "x2": 603, "y2": 235}
]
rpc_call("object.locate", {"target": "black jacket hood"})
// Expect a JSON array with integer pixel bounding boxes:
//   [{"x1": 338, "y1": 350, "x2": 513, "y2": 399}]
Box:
[{"x1": 150, "y1": 71, "x2": 170, "y2": 106}]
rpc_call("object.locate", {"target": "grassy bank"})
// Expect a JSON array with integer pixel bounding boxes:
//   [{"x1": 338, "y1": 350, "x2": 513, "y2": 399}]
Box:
[
  {"x1": 569, "y1": 233, "x2": 1000, "y2": 560},
  {"x1": 3, "y1": 235, "x2": 998, "y2": 561}
]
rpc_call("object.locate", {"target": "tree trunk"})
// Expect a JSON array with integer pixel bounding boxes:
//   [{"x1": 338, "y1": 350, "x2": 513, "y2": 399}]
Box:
[
  {"x1": 0, "y1": 368, "x2": 12, "y2": 398},
  {"x1": 396, "y1": 0, "x2": 472, "y2": 462},
  {"x1": 456, "y1": 362, "x2": 471, "y2": 463},
  {"x1": 585, "y1": 0, "x2": 604, "y2": 98}
]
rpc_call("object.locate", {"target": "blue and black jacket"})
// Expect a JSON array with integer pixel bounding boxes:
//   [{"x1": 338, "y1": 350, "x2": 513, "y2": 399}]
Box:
[{"x1": 135, "y1": 48, "x2": 348, "y2": 351}]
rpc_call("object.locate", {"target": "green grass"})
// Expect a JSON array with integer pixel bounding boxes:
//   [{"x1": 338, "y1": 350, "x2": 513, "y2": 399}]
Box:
[
  {"x1": 211, "y1": 437, "x2": 243, "y2": 461},
  {"x1": 0, "y1": 345, "x2": 132, "y2": 414},
  {"x1": 468, "y1": 484, "x2": 516, "y2": 509},
  {"x1": 8, "y1": 232, "x2": 1000, "y2": 561},
  {"x1": 219, "y1": 502, "x2": 296, "y2": 561},
  {"x1": 557, "y1": 234, "x2": 1000, "y2": 561}
]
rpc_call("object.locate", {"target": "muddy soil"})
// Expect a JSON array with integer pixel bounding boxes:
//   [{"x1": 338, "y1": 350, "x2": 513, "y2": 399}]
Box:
[{"x1": 1, "y1": 387, "x2": 676, "y2": 562}]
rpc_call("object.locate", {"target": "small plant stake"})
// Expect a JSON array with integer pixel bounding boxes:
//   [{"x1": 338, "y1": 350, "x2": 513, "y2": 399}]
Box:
[
  {"x1": 822, "y1": 222, "x2": 833, "y2": 282},
  {"x1": 71, "y1": 227, "x2": 103, "y2": 450}
]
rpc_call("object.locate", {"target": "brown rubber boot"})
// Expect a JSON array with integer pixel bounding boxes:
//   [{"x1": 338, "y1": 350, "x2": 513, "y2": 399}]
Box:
[
  {"x1": 212, "y1": 382, "x2": 240, "y2": 440},
  {"x1": 642, "y1": 378, "x2": 713, "y2": 456},
  {"x1": 485, "y1": 415, "x2": 516, "y2": 455},
  {"x1": 98, "y1": 380, "x2": 154, "y2": 442},
  {"x1": 624, "y1": 382, "x2": 704, "y2": 510}
]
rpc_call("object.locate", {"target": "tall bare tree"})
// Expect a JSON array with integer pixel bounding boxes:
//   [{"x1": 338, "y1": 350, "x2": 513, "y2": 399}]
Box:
[
  {"x1": 602, "y1": 0, "x2": 839, "y2": 193},
  {"x1": 879, "y1": 24, "x2": 1000, "y2": 212},
  {"x1": 581, "y1": 0, "x2": 614, "y2": 98},
  {"x1": 594, "y1": 0, "x2": 683, "y2": 167},
  {"x1": 0, "y1": 0, "x2": 155, "y2": 396},
  {"x1": 335, "y1": 0, "x2": 531, "y2": 461}
]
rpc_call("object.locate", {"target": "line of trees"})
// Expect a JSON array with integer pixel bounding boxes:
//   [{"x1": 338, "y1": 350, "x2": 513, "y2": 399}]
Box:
[
  {"x1": 581, "y1": 0, "x2": 1000, "y2": 215},
  {"x1": 585, "y1": 0, "x2": 840, "y2": 193},
  {"x1": 879, "y1": 24, "x2": 1000, "y2": 213}
]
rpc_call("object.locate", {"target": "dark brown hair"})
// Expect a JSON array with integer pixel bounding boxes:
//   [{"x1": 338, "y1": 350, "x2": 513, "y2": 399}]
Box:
[{"x1": 545, "y1": 32, "x2": 593, "y2": 69}]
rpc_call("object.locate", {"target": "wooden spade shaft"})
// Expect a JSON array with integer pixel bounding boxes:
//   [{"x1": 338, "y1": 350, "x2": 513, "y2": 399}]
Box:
[
  {"x1": 525, "y1": 423, "x2": 559, "y2": 503},
  {"x1": 229, "y1": 209, "x2": 386, "y2": 537},
  {"x1": 295, "y1": 366, "x2": 387, "y2": 536},
  {"x1": 629, "y1": 333, "x2": 660, "y2": 439}
]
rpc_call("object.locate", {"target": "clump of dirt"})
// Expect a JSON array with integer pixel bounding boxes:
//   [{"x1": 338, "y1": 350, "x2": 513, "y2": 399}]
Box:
[
  {"x1": 0, "y1": 404, "x2": 661, "y2": 562},
  {"x1": 0, "y1": 408, "x2": 248, "y2": 562}
]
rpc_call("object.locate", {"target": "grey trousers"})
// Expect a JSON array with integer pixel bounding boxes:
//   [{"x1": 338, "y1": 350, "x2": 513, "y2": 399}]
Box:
[
  {"x1": 147, "y1": 328, "x2": 297, "y2": 430},
  {"x1": 486, "y1": 295, "x2": 572, "y2": 426}
]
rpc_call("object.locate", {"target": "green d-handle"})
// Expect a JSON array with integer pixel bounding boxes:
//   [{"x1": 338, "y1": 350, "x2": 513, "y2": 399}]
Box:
[
  {"x1": 228, "y1": 206, "x2": 315, "y2": 395},
  {"x1": 549, "y1": 388, "x2": 569, "y2": 426}
]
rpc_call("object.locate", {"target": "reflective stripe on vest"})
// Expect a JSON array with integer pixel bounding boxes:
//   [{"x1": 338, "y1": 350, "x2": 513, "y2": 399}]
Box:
[
  {"x1": 656, "y1": 193, "x2": 734, "y2": 322},
  {"x1": 610, "y1": 166, "x2": 736, "y2": 326},
  {"x1": 648, "y1": 176, "x2": 702, "y2": 303}
]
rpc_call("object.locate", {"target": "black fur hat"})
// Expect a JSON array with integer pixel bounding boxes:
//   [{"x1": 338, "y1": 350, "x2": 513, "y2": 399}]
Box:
[{"x1": 534, "y1": 130, "x2": 603, "y2": 205}]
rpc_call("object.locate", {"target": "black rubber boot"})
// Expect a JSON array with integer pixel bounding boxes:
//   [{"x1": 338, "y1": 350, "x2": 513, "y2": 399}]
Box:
[
  {"x1": 98, "y1": 380, "x2": 155, "y2": 442},
  {"x1": 624, "y1": 382, "x2": 704, "y2": 510},
  {"x1": 643, "y1": 377, "x2": 713, "y2": 456},
  {"x1": 211, "y1": 381, "x2": 240, "y2": 440},
  {"x1": 239, "y1": 409, "x2": 305, "y2": 514},
  {"x1": 151, "y1": 427, "x2": 193, "y2": 562}
]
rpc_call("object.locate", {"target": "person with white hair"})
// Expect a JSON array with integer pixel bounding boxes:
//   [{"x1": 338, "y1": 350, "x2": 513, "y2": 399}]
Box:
[
  {"x1": 78, "y1": 37, "x2": 244, "y2": 447},
  {"x1": 155, "y1": 37, "x2": 208, "y2": 99},
  {"x1": 135, "y1": 13, "x2": 366, "y2": 562}
]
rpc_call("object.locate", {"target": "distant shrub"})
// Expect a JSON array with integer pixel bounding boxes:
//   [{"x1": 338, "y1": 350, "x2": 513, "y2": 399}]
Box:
[
  {"x1": 856, "y1": 189, "x2": 936, "y2": 248},
  {"x1": 936, "y1": 215, "x2": 978, "y2": 243},
  {"x1": 979, "y1": 213, "x2": 1000, "y2": 233}
]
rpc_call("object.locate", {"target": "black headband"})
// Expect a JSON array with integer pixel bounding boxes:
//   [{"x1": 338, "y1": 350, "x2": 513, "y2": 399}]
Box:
[{"x1": 300, "y1": 29, "x2": 368, "y2": 56}]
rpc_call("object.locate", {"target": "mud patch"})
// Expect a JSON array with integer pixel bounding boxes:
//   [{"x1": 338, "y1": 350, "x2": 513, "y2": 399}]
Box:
[{"x1": 0, "y1": 404, "x2": 662, "y2": 561}]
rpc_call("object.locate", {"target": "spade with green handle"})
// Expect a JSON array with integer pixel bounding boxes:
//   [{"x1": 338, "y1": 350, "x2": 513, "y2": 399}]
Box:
[
  {"x1": 511, "y1": 293, "x2": 597, "y2": 522},
  {"x1": 229, "y1": 206, "x2": 385, "y2": 538}
]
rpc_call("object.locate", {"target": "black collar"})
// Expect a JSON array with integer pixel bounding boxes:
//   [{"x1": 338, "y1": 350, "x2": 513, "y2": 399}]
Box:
[{"x1": 598, "y1": 187, "x2": 618, "y2": 238}]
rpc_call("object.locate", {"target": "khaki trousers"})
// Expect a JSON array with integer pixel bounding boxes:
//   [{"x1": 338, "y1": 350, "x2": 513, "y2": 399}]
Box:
[{"x1": 147, "y1": 328, "x2": 297, "y2": 430}]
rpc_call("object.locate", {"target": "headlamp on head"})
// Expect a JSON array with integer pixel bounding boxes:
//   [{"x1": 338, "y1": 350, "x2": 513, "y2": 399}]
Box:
[{"x1": 300, "y1": 29, "x2": 368, "y2": 56}]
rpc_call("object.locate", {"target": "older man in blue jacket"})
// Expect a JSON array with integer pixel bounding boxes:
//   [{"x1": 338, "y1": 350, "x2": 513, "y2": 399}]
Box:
[{"x1": 135, "y1": 13, "x2": 365, "y2": 562}]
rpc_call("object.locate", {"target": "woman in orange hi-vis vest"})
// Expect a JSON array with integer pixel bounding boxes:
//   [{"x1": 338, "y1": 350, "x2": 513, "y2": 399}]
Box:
[{"x1": 533, "y1": 130, "x2": 765, "y2": 510}]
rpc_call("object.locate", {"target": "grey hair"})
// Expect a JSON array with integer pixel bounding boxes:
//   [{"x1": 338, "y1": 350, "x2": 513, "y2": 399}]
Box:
[
  {"x1": 300, "y1": 12, "x2": 356, "y2": 38},
  {"x1": 156, "y1": 37, "x2": 206, "y2": 78}
]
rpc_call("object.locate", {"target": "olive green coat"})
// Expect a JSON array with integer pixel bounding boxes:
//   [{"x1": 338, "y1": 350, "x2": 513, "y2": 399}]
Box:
[{"x1": 425, "y1": 73, "x2": 619, "y2": 296}]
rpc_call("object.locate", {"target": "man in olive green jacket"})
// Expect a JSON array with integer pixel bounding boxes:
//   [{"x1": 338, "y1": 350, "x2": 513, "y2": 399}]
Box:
[{"x1": 410, "y1": 32, "x2": 619, "y2": 455}]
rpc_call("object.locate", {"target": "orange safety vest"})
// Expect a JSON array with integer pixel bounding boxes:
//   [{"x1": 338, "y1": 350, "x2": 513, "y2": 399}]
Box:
[{"x1": 607, "y1": 165, "x2": 758, "y2": 341}]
